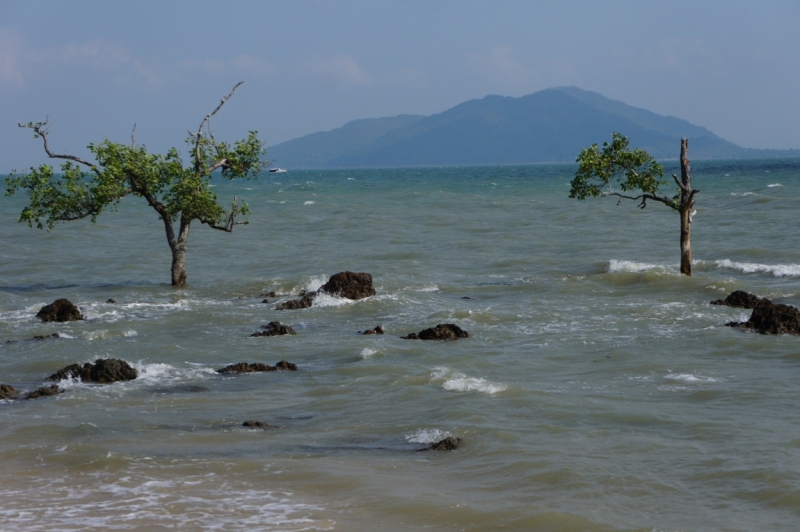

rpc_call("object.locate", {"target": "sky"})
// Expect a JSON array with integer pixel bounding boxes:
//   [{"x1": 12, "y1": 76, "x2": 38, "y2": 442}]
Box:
[{"x1": 2, "y1": 0, "x2": 799, "y2": 171}]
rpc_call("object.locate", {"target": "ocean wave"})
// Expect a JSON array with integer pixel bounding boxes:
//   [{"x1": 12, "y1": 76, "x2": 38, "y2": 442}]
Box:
[
  {"x1": 311, "y1": 293, "x2": 356, "y2": 308},
  {"x1": 359, "y1": 348, "x2": 378, "y2": 359},
  {"x1": 303, "y1": 201, "x2": 315, "y2": 205},
  {"x1": 767, "y1": 183, "x2": 783, "y2": 187},
  {"x1": 430, "y1": 367, "x2": 507, "y2": 395},
  {"x1": 730, "y1": 192, "x2": 758, "y2": 197},
  {"x1": 664, "y1": 373, "x2": 723, "y2": 384},
  {"x1": 132, "y1": 362, "x2": 217, "y2": 384},
  {"x1": 415, "y1": 285, "x2": 439, "y2": 292},
  {"x1": 405, "y1": 428, "x2": 452, "y2": 444},
  {"x1": 714, "y1": 259, "x2": 800, "y2": 277},
  {"x1": 607, "y1": 260, "x2": 675, "y2": 274}
]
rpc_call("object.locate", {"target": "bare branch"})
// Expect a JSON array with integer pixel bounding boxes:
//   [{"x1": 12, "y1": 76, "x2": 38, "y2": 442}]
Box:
[
  {"x1": 19, "y1": 120, "x2": 97, "y2": 171},
  {"x1": 206, "y1": 158, "x2": 228, "y2": 174},
  {"x1": 672, "y1": 173, "x2": 689, "y2": 192},
  {"x1": 131, "y1": 123, "x2": 137, "y2": 148},
  {"x1": 193, "y1": 82, "x2": 244, "y2": 171},
  {"x1": 604, "y1": 191, "x2": 676, "y2": 210},
  {"x1": 198, "y1": 195, "x2": 247, "y2": 232}
]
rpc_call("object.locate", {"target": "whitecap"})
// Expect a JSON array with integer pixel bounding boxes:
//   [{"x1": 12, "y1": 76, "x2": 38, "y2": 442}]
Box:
[
  {"x1": 607, "y1": 260, "x2": 673, "y2": 274},
  {"x1": 311, "y1": 293, "x2": 356, "y2": 308},
  {"x1": 124, "y1": 330, "x2": 138, "y2": 337},
  {"x1": 416, "y1": 285, "x2": 439, "y2": 292},
  {"x1": 430, "y1": 367, "x2": 507, "y2": 395},
  {"x1": 715, "y1": 259, "x2": 800, "y2": 277},
  {"x1": 303, "y1": 201, "x2": 315, "y2": 205},
  {"x1": 767, "y1": 183, "x2": 782, "y2": 187},
  {"x1": 405, "y1": 428, "x2": 452, "y2": 444},
  {"x1": 664, "y1": 373, "x2": 721, "y2": 383},
  {"x1": 359, "y1": 348, "x2": 377, "y2": 359},
  {"x1": 132, "y1": 362, "x2": 216, "y2": 384}
]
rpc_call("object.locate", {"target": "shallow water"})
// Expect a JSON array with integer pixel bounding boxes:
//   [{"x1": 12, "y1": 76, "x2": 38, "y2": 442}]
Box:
[{"x1": 2, "y1": 160, "x2": 800, "y2": 530}]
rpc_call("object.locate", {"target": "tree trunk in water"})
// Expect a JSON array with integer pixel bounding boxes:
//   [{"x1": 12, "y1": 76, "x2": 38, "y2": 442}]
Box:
[
  {"x1": 171, "y1": 247, "x2": 187, "y2": 286},
  {"x1": 680, "y1": 206, "x2": 692, "y2": 276}
]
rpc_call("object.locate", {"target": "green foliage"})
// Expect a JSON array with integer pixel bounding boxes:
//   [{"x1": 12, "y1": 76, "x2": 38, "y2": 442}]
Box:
[
  {"x1": 5, "y1": 129, "x2": 266, "y2": 230},
  {"x1": 569, "y1": 133, "x2": 679, "y2": 210}
]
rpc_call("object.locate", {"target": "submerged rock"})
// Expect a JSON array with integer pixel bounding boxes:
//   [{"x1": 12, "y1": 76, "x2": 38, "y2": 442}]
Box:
[
  {"x1": 259, "y1": 291, "x2": 277, "y2": 298},
  {"x1": 36, "y1": 299, "x2": 83, "y2": 322},
  {"x1": 727, "y1": 298, "x2": 800, "y2": 335},
  {"x1": 5, "y1": 333, "x2": 60, "y2": 345},
  {"x1": 0, "y1": 383, "x2": 18, "y2": 400},
  {"x1": 711, "y1": 290, "x2": 761, "y2": 309},
  {"x1": 430, "y1": 436, "x2": 461, "y2": 451},
  {"x1": 106, "y1": 298, "x2": 117, "y2": 304},
  {"x1": 250, "y1": 321, "x2": 296, "y2": 337},
  {"x1": 47, "y1": 358, "x2": 138, "y2": 383},
  {"x1": 318, "y1": 271, "x2": 376, "y2": 300},
  {"x1": 275, "y1": 293, "x2": 316, "y2": 310},
  {"x1": 242, "y1": 420, "x2": 275, "y2": 428},
  {"x1": 26, "y1": 384, "x2": 63, "y2": 400},
  {"x1": 217, "y1": 360, "x2": 298, "y2": 373},
  {"x1": 361, "y1": 325, "x2": 384, "y2": 335},
  {"x1": 402, "y1": 324, "x2": 469, "y2": 340}
]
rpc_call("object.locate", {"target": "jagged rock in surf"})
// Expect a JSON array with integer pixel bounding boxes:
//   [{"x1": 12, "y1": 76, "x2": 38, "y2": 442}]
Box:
[
  {"x1": 36, "y1": 299, "x2": 83, "y2": 322},
  {"x1": 319, "y1": 271, "x2": 376, "y2": 300},
  {"x1": 26, "y1": 384, "x2": 63, "y2": 400},
  {"x1": 0, "y1": 384, "x2": 18, "y2": 400},
  {"x1": 106, "y1": 298, "x2": 117, "y2": 304},
  {"x1": 711, "y1": 290, "x2": 761, "y2": 309},
  {"x1": 726, "y1": 298, "x2": 800, "y2": 335},
  {"x1": 259, "y1": 291, "x2": 277, "y2": 298},
  {"x1": 250, "y1": 321, "x2": 296, "y2": 337},
  {"x1": 217, "y1": 360, "x2": 297, "y2": 373},
  {"x1": 360, "y1": 325, "x2": 384, "y2": 335},
  {"x1": 47, "y1": 358, "x2": 138, "y2": 383},
  {"x1": 401, "y1": 324, "x2": 469, "y2": 340},
  {"x1": 242, "y1": 420, "x2": 275, "y2": 428},
  {"x1": 430, "y1": 436, "x2": 461, "y2": 451},
  {"x1": 275, "y1": 293, "x2": 316, "y2": 310},
  {"x1": 5, "y1": 333, "x2": 60, "y2": 345}
]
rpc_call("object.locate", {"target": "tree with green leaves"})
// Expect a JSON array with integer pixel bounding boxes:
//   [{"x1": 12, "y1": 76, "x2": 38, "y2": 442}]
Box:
[
  {"x1": 569, "y1": 133, "x2": 698, "y2": 276},
  {"x1": 5, "y1": 82, "x2": 266, "y2": 287}
]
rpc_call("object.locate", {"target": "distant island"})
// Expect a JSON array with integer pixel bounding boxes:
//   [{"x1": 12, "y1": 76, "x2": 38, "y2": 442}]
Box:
[{"x1": 268, "y1": 87, "x2": 800, "y2": 168}]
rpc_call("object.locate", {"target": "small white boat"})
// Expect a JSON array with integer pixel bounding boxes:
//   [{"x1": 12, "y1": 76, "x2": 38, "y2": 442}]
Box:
[{"x1": 269, "y1": 167, "x2": 287, "y2": 173}]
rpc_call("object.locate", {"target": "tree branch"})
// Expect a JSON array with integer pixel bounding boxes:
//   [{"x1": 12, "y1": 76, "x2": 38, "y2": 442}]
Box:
[
  {"x1": 672, "y1": 173, "x2": 689, "y2": 192},
  {"x1": 206, "y1": 158, "x2": 229, "y2": 174},
  {"x1": 198, "y1": 195, "x2": 247, "y2": 232},
  {"x1": 131, "y1": 123, "x2": 137, "y2": 148},
  {"x1": 19, "y1": 120, "x2": 97, "y2": 172},
  {"x1": 604, "y1": 191, "x2": 676, "y2": 210},
  {"x1": 193, "y1": 82, "x2": 244, "y2": 171}
]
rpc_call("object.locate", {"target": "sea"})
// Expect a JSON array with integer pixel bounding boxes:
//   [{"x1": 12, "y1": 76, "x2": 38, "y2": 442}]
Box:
[{"x1": 1, "y1": 159, "x2": 799, "y2": 531}]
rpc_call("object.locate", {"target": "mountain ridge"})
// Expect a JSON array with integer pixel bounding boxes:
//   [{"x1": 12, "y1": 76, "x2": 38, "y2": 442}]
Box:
[{"x1": 268, "y1": 87, "x2": 800, "y2": 168}]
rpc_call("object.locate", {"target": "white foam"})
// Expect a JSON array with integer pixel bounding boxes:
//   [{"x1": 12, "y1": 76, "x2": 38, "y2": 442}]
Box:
[
  {"x1": 608, "y1": 260, "x2": 674, "y2": 274},
  {"x1": 430, "y1": 367, "x2": 507, "y2": 395},
  {"x1": 124, "y1": 330, "x2": 138, "y2": 337},
  {"x1": 730, "y1": 191, "x2": 758, "y2": 197},
  {"x1": 767, "y1": 183, "x2": 783, "y2": 187},
  {"x1": 715, "y1": 259, "x2": 800, "y2": 277},
  {"x1": 405, "y1": 428, "x2": 452, "y2": 444},
  {"x1": 311, "y1": 293, "x2": 356, "y2": 308},
  {"x1": 300, "y1": 275, "x2": 329, "y2": 293},
  {"x1": 132, "y1": 362, "x2": 217, "y2": 384},
  {"x1": 416, "y1": 285, "x2": 439, "y2": 292},
  {"x1": 304, "y1": 201, "x2": 315, "y2": 205},
  {"x1": 359, "y1": 348, "x2": 378, "y2": 359},
  {"x1": 664, "y1": 373, "x2": 722, "y2": 384}
]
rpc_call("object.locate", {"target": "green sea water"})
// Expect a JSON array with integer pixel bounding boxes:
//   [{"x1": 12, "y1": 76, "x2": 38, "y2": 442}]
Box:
[{"x1": 1, "y1": 160, "x2": 799, "y2": 531}]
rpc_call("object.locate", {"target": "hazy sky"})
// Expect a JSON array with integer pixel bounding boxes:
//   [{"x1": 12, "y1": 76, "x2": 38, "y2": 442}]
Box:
[{"x1": 2, "y1": 0, "x2": 799, "y2": 171}]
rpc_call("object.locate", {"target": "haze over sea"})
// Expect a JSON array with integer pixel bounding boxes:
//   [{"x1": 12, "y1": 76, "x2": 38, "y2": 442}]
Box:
[{"x1": 1, "y1": 158, "x2": 799, "y2": 531}]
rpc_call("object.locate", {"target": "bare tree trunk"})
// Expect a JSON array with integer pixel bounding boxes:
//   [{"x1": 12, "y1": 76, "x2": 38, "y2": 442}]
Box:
[
  {"x1": 678, "y1": 138, "x2": 695, "y2": 276},
  {"x1": 680, "y1": 205, "x2": 692, "y2": 276}
]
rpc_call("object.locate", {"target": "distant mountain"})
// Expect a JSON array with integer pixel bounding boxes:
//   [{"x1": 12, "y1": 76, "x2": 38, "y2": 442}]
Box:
[{"x1": 268, "y1": 87, "x2": 800, "y2": 168}]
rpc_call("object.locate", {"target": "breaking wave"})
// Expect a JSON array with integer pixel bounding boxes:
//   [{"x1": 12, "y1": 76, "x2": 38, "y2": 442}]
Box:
[{"x1": 714, "y1": 259, "x2": 800, "y2": 277}]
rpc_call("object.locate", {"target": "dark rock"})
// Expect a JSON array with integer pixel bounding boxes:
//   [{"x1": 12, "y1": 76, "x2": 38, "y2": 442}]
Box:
[
  {"x1": 251, "y1": 321, "x2": 296, "y2": 337},
  {"x1": 727, "y1": 298, "x2": 800, "y2": 335},
  {"x1": 36, "y1": 299, "x2": 83, "y2": 322},
  {"x1": 33, "y1": 333, "x2": 60, "y2": 340},
  {"x1": 0, "y1": 383, "x2": 18, "y2": 400},
  {"x1": 152, "y1": 384, "x2": 210, "y2": 394},
  {"x1": 275, "y1": 293, "x2": 316, "y2": 310},
  {"x1": 430, "y1": 436, "x2": 461, "y2": 451},
  {"x1": 461, "y1": 297, "x2": 473, "y2": 300},
  {"x1": 242, "y1": 420, "x2": 275, "y2": 428},
  {"x1": 318, "y1": 271, "x2": 376, "y2": 300},
  {"x1": 106, "y1": 298, "x2": 117, "y2": 304},
  {"x1": 262, "y1": 299, "x2": 269, "y2": 304},
  {"x1": 361, "y1": 325, "x2": 384, "y2": 335},
  {"x1": 217, "y1": 362, "x2": 276, "y2": 374},
  {"x1": 47, "y1": 358, "x2": 138, "y2": 383},
  {"x1": 402, "y1": 323, "x2": 469, "y2": 340},
  {"x1": 26, "y1": 384, "x2": 62, "y2": 400},
  {"x1": 275, "y1": 360, "x2": 297, "y2": 371},
  {"x1": 711, "y1": 290, "x2": 761, "y2": 309},
  {"x1": 259, "y1": 291, "x2": 277, "y2": 298}
]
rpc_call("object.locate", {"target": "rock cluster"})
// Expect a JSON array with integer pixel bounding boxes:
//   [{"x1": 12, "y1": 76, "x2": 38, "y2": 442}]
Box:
[
  {"x1": 0, "y1": 384, "x2": 17, "y2": 400},
  {"x1": 711, "y1": 290, "x2": 761, "y2": 309},
  {"x1": 250, "y1": 321, "x2": 296, "y2": 337},
  {"x1": 48, "y1": 358, "x2": 138, "y2": 383},
  {"x1": 402, "y1": 324, "x2": 469, "y2": 340},
  {"x1": 242, "y1": 420, "x2": 275, "y2": 428},
  {"x1": 26, "y1": 385, "x2": 63, "y2": 400},
  {"x1": 36, "y1": 299, "x2": 83, "y2": 322},
  {"x1": 217, "y1": 360, "x2": 297, "y2": 373},
  {"x1": 430, "y1": 436, "x2": 461, "y2": 451},
  {"x1": 361, "y1": 325, "x2": 384, "y2": 335},
  {"x1": 276, "y1": 271, "x2": 375, "y2": 310},
  {"x1": 727, "y1": 298, "x2": 800, "y2": 335}
]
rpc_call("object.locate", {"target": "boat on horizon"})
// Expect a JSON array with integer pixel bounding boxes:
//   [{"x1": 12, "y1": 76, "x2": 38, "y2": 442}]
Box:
[{"x1": 268, "y1": 167, "x2": 287, "y2": 173}]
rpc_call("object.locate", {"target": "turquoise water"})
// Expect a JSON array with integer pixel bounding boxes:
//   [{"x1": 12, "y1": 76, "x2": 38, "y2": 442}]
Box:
[{"x1": 1, "y1": 160, "x2": 799, "y2": 531}]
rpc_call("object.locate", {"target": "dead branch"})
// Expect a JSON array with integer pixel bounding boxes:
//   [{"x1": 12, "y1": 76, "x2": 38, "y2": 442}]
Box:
[
  {"x1": 193, "y1": 82, "x2": 244, "y2": 170},
  {"x1": 198, "y1": 195, "x2": 248, "y2": 232},
  {"x1": 131, "y1": 123, "x2": 137, "y2": 148},
  {"x1": 672, "y1": 173, "x2": 689, "y2": 192},
  {"x1": 19, "y1": 120, "x2": 97, "y2": 171}
]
